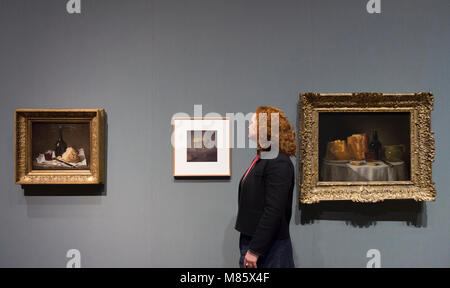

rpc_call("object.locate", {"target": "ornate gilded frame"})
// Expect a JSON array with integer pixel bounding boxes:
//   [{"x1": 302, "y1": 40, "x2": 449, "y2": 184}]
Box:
[
  {"x1": 15, "y1": 109, "x2": 105, "y2": 184},
  {"x1": 299, "y1": 92, "x2": 435, "y2": 203}
]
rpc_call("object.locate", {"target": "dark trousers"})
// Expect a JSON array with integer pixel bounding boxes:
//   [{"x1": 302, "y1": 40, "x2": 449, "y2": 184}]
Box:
[{"x1": 239, "y1": 233, "x2": 295, "y2": 268}]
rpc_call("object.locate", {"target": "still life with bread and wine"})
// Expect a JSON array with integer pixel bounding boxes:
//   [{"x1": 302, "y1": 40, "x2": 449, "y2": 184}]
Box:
[
  {"x1": 319, "y1": 112, "x2": 410, "y2": 182},
  {"x1": 32, "y1": 122, "x2": 90, "y2": 170}
]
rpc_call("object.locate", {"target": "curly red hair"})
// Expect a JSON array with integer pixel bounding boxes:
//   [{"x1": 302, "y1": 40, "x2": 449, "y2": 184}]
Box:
[{"x1": 255, "y1": 106, "x2": 297, "y2": 156}]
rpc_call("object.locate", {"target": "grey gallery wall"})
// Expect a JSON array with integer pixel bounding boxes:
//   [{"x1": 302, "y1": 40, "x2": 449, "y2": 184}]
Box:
[{"x1": 0, "y1": 0, "x2": 449, "y2": 267}]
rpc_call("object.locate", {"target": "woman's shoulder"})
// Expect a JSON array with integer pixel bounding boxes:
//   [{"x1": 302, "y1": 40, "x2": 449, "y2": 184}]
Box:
[
  {"x1": 267, "y1": 151, "x2": 293, "y2": 161},
  {"x1": 262, "y1": 151, "x2": 294, "y2": 169}
]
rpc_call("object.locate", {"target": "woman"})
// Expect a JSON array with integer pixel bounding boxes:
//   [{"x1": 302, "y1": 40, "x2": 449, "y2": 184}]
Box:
[{"x1": 235, "y1": 106, "x2": 297, "y2": 268}]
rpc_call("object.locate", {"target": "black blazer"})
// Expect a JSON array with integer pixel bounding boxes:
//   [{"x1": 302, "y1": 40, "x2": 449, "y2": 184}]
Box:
[{"x1": 235, "y1": 151, "x2": 295, "y2": 256}]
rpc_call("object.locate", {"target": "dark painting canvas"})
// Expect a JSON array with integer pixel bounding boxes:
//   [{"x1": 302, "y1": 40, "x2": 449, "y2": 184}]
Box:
[{"x1": 186, "y1": 130, "x2": 217, "y2": 162}]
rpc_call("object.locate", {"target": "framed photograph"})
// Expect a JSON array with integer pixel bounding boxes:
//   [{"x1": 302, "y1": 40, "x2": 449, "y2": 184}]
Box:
[
  {"x1": 299, "y1": 92, "x2": 436, "y2": 203},
  {"x1": 15, "y1": 109, "x2": 105, "y2": 184},
  {"x1": 172, "y1": 117, "x2": 231, "y2": 177}
]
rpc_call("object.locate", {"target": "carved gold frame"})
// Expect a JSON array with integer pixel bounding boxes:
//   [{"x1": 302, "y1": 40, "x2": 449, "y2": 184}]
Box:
[
  {"x1": 15, "y1": 109, "x2": 105, "y2": 184},
  {"x1": 299, "y1": 92, "x2": 435, "y2": 203}
]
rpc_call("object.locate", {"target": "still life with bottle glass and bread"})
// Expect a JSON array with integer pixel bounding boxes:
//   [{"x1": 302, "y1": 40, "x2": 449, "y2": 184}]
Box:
[
  {"x1": 299, "y1": 92, "x2": 435, "y2": 203},
  {"x1": 32, "y1": 122, "x2": 90, "y2": 170},
  {"x1": 319, "y1": 112, "x2": 410, "y2": 182},
  {"x1": 15, "y1": 109, "x2": 105, "y2": 185}
]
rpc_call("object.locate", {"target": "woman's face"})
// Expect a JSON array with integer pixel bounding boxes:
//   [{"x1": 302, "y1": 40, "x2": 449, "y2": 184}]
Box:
[{"x1": 248, "y1": 113, "x2": 257, "y2": 143}]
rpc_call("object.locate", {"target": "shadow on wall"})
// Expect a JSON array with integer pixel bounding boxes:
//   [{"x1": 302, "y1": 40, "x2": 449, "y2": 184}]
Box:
[
  {"x1": 21, "y1": 112, "x2": 109, "y2": 197},
  {"x1": 294, "y1": 101, "x2": 427, "y2": 228},
  {"x1": 296, "y1": 200, "x2": 427, "y2": 228},
  {"x1": 23, "y1": 184, "x2": 105, "y2": 196}
]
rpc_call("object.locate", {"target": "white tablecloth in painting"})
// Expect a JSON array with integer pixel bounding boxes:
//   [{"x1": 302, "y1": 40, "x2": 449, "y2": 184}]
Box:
[
  {"x1": 34, "y1": 148, "x2": 87, "y2": 169},
  {"x1": 321, "y1": 160, "x2": 406, "y2": 181}
]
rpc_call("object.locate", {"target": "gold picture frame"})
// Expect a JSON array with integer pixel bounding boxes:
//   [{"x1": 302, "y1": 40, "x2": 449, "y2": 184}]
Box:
[
  {"x1": 15, "y1": 109, "x2": 105, "y2": 184},
  {"x1": 299, "y1": 92, "x2": 435, "y2": 203}
]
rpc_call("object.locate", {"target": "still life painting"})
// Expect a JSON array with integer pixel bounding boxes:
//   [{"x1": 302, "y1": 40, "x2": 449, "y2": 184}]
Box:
[
  {"x1": 32, "y1": 122, "x2": 90, "y2": 170},
  {"x1": 15, "y1": 109, "x2": 105, "y2": 184},
  {"x1": 319, "y1": 112, "x2": 410, "y2": 182},
  {"x1": 299, "y1": 92, "x2": 435, "y2": 203}
]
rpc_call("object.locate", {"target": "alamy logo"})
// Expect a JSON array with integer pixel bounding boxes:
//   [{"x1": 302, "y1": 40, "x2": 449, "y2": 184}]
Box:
[
  {"x1": 171, "y1": 105, "x2": 281, "y2": 159},
  {"x1": 366, "y1": 0, "x2": 381, "y2": 14},
  {"x1": 66, "y1": 249, "x2": 81, "y2": 268},
  {"x1": 366, "y1": 249, "x2": 381, "y2": 268},
  {"x1": 66, "y1": 0, "x2": 81, "y2": 14}
]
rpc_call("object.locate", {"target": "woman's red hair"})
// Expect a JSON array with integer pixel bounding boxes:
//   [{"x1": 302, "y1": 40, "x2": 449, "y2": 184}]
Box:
[{"x1": 255, "y1": 106, "x2": 296, "y2": 156}]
